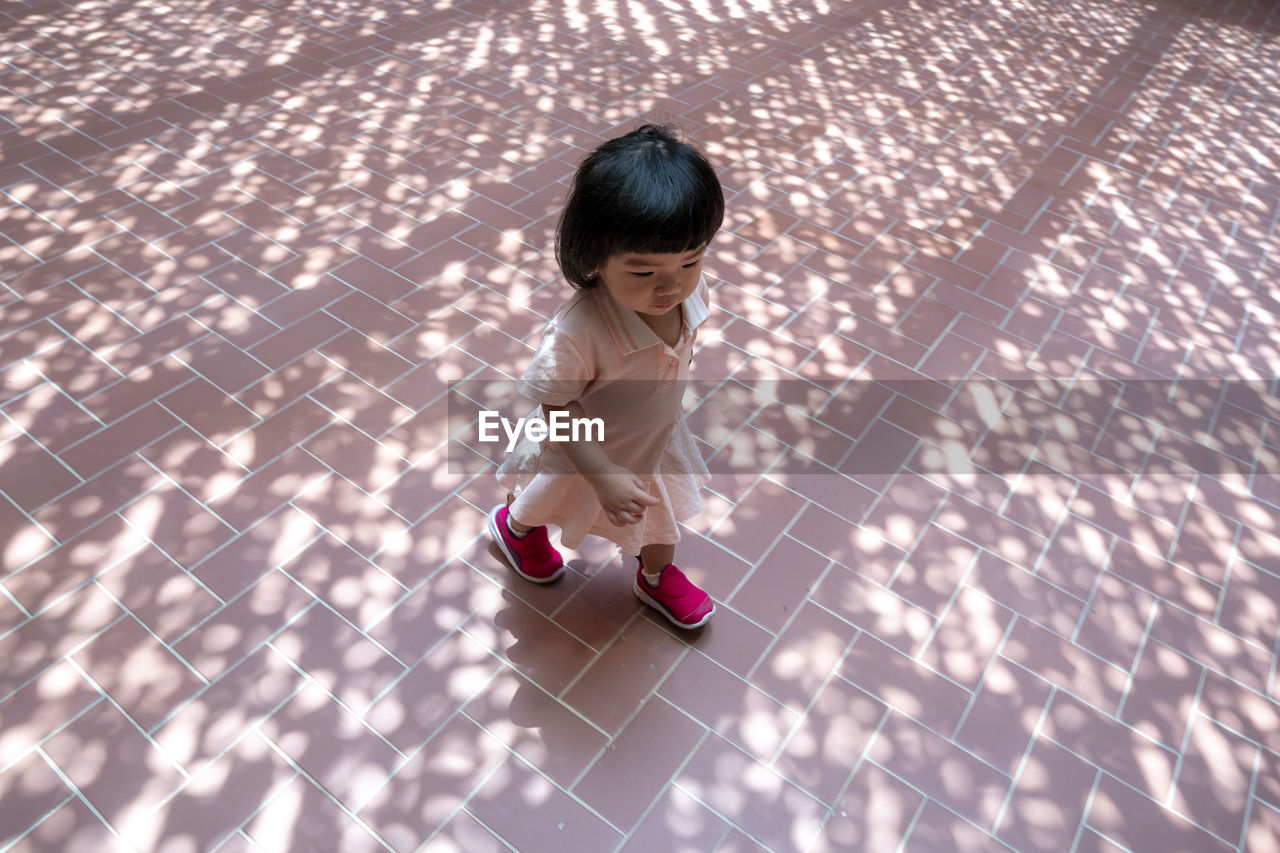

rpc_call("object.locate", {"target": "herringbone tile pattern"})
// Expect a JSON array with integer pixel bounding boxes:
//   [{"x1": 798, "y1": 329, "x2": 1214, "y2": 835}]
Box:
[{"x1": 2, "y1": 0, "x2": 1279, "y2": 850}]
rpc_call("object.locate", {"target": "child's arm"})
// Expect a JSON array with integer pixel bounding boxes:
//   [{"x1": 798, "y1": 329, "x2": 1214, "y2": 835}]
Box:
[{"x1": 542, "y1": 401, "x2": 660, "y2": 528}]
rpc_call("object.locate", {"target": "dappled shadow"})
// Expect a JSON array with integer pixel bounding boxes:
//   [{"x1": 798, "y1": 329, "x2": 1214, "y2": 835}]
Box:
[{"x1": 1, "y1": 0, "x2": 1279, "y2": 848}]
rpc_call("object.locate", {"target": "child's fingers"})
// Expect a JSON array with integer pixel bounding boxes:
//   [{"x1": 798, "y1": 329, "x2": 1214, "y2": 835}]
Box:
[
  {"x1": 607, "y1": 509, "x2": 641, "y2": 527},
  {"x1": 627, "y1": 480, "x2": 661, "y2": 507}
]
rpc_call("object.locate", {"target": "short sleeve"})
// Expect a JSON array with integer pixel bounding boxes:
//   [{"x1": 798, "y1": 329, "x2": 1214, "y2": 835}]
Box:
[{"x1": 516, "y1": 323, "x2": 593, "y2": 406}]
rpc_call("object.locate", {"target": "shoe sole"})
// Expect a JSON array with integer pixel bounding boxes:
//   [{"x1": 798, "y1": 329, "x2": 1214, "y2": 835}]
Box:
[
  {"x1": 487, "y1": 505, "x2": 565, "y2": 584},
  {"x1": 633, "y1": 580, "x2": 715, "y2": 629}
]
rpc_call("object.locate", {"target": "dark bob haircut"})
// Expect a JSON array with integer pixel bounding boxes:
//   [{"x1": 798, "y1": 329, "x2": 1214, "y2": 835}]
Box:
[{"x1": 556, "y1": 124, "x2": 724, "y2": 289}]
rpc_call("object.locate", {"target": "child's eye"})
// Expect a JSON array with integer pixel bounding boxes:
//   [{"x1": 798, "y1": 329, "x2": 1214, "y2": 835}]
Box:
[{"x1": 630, "y1": 271, "x2": 654, "y2": 277}]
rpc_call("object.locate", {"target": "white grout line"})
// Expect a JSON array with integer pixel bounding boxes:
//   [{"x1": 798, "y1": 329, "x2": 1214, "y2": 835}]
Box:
[
  {"x1": 991, "y1": 684, "x2": 1057, "y2": 836},
  {"x1": 1068, "y1": 769, "x2": 1105, "y2": 853}
]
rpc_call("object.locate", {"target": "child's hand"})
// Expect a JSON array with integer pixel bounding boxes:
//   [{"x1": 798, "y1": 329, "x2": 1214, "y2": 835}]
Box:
[{"x1": 589, "y1": 465, "x2": 661, "y2": 527}]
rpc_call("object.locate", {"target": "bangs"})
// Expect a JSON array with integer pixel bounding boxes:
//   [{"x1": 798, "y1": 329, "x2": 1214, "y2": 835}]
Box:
[
  {"x1": 594, "y1": 145, "x2": 723, "y2": 257},
  {"x1": 556, "y1": 125, "x2": 724, "y2": 288},
  {"x1": 605, "y1": 182, "x2": 721, "y2": 258}
]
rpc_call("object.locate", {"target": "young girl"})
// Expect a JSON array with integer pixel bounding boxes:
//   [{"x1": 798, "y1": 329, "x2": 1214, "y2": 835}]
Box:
[{"x1": 488, "y1": 124, "x2": 724, "y2": 629}]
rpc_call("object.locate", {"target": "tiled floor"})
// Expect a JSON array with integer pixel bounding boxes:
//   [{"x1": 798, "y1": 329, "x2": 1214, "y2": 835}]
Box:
[{"x1": 1, "y1": 0, "x2": 1279, "y2": 850}]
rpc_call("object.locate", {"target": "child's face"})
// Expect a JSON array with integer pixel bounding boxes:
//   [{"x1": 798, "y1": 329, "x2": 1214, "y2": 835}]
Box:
[{"x1": 596, "y1": 244, "x2": 706, "y2": 318}]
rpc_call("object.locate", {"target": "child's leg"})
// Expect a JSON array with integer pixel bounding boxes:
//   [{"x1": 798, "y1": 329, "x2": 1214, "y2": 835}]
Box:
[
  {"x1": 639, "y1": 543, "x2": 675, "y2": 581},
  {"x1": 504, "y1": 492, "x2": 533, "y2": 536}
]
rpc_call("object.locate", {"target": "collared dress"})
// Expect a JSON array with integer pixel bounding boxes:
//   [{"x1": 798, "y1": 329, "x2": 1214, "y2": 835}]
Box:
[{"x1": 496, "y1": 275, "x2": 713, "y2": 556}]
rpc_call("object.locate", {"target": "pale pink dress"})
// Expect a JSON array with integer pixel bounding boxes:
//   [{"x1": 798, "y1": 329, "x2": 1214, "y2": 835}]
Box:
[{"x1": 496, "y1": 275, "x2": 713, "y2": 556}]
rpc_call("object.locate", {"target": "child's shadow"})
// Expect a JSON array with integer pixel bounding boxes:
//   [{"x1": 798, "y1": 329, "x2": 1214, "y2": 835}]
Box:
[
  {"x1": 481, "y1": 540, "x2": 599, "y2": 693},
  {"x1": 474, "y1": 561, "x2": 614, "y2": 781},
  {"x1": 486, "y1": 546, "x2": 713, "y2": 761}
]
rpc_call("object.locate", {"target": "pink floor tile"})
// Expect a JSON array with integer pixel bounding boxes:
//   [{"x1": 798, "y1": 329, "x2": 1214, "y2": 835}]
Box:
[
  {"x1": 574, "y1": 695, "x2": 706, "y2": 832},
  {"x1": 995, "y1": 736, "x2": 1098, "y2": 852},
  {"x1": 869, "y1": 711, "x2": 1011, "y2": 830},
  {"x1": 466, "y1": 755, "x2": 624, "y2": 853}
]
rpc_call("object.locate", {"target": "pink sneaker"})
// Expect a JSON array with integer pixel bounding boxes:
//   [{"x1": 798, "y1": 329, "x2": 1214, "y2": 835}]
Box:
[
  {"x1": 633, "y1": 563, "x2": 715, "y2": 629},
  {"x1": 488, "y1": 505, "x2": 565, "y2": 583}
]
